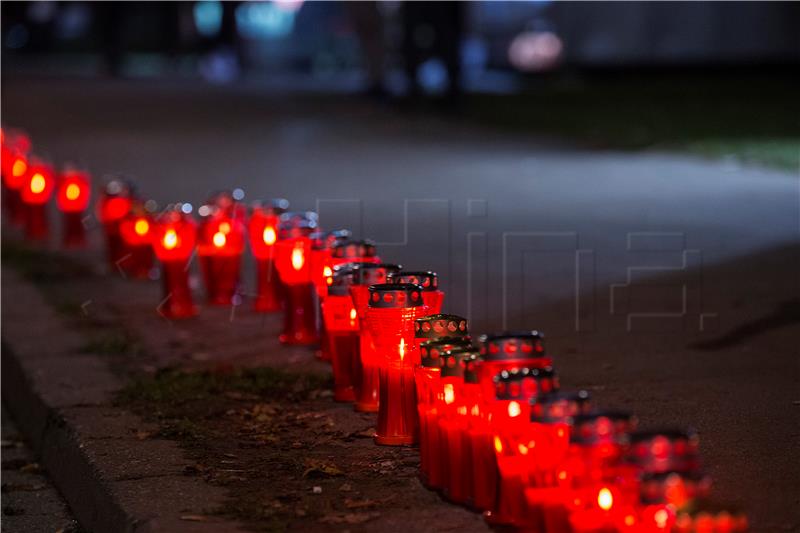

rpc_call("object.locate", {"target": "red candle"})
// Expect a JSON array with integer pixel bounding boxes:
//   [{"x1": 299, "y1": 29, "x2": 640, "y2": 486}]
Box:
[
  {"x1": 20, "y1": 160, "x2": 56, "y2": 240},
  {"x1": 672, "y1": 502, "x2": 748, "y2": 533},
  {"x1": 487, "y1": 366, "x2": 560, "y2": 527},
  {"x1": 520, "y1": 390, "x2": 592, "y2": 530},
  {"x1": 413, "y1": 315, "x2": 470, "y2": 487},
  {"x1": 273, "y1": 211, "x2": 319, "y2": 345},
  {"x1": 197, "y1": 192, "x2": 246, "y2": 306},
  {"x1": 388, "y1": 271, "x2": 445, "y2": 314},
  {"x1": 417, "y1": 338, "x2": 472, "y2": 490},
  {"x1": 1, "y1": 129, "x2": 31, "y2": 226},
  {"x1": 438, "y1": 347, "x2": 480, "y2": 504},
  {"x1": 321, "y1": 265, "x2": 360, "y2": 401},
  {"x1": 55, "y1": 168, "x2": 91, "y2": 248},
  {"x1": 310, "y1": 229, "x2": 352, "y2": 361},
  {"x1": 478, "y1": 331, "x2": 551, "y2": 400},
  {"x1": 118, "y1": 206, "x2": 156, "y2": 279},
  {"x1": 349, "y1": 263, "x2": 401, "y2": 412},
  {"x1": 97, "y1": 179, "x2": 137, "y2": 270},
  {"x1": 247, "y1": 199, "x2": 288, "y2": 312},
  {"x1": 152, "y1": 204, "x2": 198, "y2": 319},
  {"x1": 366, "y1": 283, "x2": 428, "y2": 445}
]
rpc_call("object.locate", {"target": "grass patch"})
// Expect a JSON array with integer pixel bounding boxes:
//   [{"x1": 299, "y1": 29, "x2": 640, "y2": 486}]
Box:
[
  {"x1": 2, "y1": 241, "x2": 94, "y2": 284},
  {"x1": 80, "y1": 329, "x2": 145, "y2": 356},
  {"x1": 466, "y1": 75, "x2": 800, "y2": 170},
  {"x1": 118, "y1": 367, "x2": 330, "y2": 407}
]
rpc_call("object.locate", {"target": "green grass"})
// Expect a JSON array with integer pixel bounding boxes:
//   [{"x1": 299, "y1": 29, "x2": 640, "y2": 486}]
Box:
[
  {"x1": 2, "y1": 241, "x2": 95, "y2": 284},
  {"x1": 466, "y1": 75, "x2": 800, "y2": 170},
  {"x1": 117, "y1": 367, "x2": 330, "y2": 406}
]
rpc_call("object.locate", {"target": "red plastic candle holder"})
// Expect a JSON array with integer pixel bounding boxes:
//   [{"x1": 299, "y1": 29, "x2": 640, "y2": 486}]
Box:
[
  {"x1": 321, "y1": 266, "x2": 360, "y2": 402},
  {"x1": 388, "y1": 271, "x2": 444, "y2": 314},
  {"x1": 198, "y1": 194, "x2": 246, "y2": 306},
  {"x1": 349, "y1": 263, "x2": 401, "y2": 412},
  {"x1": 520, "y1": 390, "x2": 592, "y2": 530},
  {"x1": 310, "y1": 229, "x2": 352, "y2": 362},
  {"x1": 97, "y1": 179, "x2": 137, "y2": 270},
  {"x1": 672, "y1": 501, "x2": 748, "y2": 533},
  {"x1": 1, "y1": 131, "x2": 31, "y2": 225},
  {"x1": 478, "y1": 331, "x2": 550, "y2": 399},
  {"x1": 437, "y1": 347, "x2": 481, "y2": 504},
  {"x1": 248, "y1": 199, "x2": 289, "y2": 312},
  {"x1": 152, "y1": 204, "x2": 198, "y2": 319},
  {"x1": 488, "y1": 366, "x2": 560, "y2": 526},
  {"x1": 56, "y1": 169, "x2": 91, "y2": 247},
  {"x1": 20, "y1": 161, "x2": 55, "y2": 240},
  {"x1": 416, "y1": 337, "x2": 472, "y2": 490},
  {"x1": 274, "y1": 212, "x2": 319, "y2": 345},
  {"x1": 118, "y1": 206, "x2": 156, "y2": 279},
  {"x1": 365, "y1": 283, "x2": 428, "y2": 445}
]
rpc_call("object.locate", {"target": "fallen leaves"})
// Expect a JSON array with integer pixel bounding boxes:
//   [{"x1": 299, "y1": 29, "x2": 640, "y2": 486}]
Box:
[
  {"x1": 319, "y1": 511, "x2": 381, "y2": 525},
  {"x1": 302, "y1": 458, "x2": 343, "y2": 478}
]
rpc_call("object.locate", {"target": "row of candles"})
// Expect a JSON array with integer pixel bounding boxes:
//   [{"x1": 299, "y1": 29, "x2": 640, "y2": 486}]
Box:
[{"x1": 2, "y1": 127, "x2": 748, "y2": 532}]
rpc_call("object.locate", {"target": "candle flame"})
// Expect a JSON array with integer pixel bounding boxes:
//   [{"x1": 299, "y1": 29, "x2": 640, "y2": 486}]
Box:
[
  {"x1": 219, "y1": 221, "x2": 231, "y2": 234},
  {"x1": 134, "y1": 219, "x2": 150, "y2": 236},
  {"x1": 399, "y1": 338, "x2": 406, "y2": 361},
  {"x1": 443, "y1": 383, "x2": 454, "y2": 405},
  {"x1": 597, "y1": 487, "x2": 613, "y2": 511},
  {"x1": 65, "y1": 183, "x2": 81, "y2": 201},
  {"x1": 262, "y1": 226, "x2": 276, "y2": 245},
  {"x1": 12, "y1": 159, "x2": 26, "y2": 177},
  {"x1": 213, "y1": 231, "x2": 227, "y2": 248},
  {"x1": 163, "y1": 229, "x2": 179, "y2": 250},
  {"x1": 349, "y1": 308, "x2": 357, "y2": 320},
  {"x1": 508, "y1": 400, "x2": 521, "y2": 418},
  {"x1": 30, "y1": 173, "x2": 46, "y2": 194},
  {"x1": 323, "y1": 265, "x2": 332, "y2": 277},
  {"x1": 493, "y1": 436, "x2": 503, "y2": 454},
  {"x1": 291, "y1": 243, "x2": 305, "y2": 270}
]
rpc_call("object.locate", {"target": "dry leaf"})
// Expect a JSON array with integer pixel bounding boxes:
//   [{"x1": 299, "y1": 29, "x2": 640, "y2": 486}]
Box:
[
  {"x1": 303, "y1": 458, "x2": 343, "y2": 478},
  {"x1": 180, "y1": 515, "x2": 212, "y2": 522}
]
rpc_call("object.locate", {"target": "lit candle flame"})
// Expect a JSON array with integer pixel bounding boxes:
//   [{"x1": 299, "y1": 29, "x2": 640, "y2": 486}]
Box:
[
  {"x1": 30, "y1": 173, "x2": 46, "y2": 194},
  {"x1": 262, "y1": 226, "x2": 276, "y2": 245},
  {"x1": 508, "y1": 400, "x2": 521, "y2": 418},
  {"x1": 291, "y1": 243, "x2": 305, "y2": 270},
  {"x1": 399, "y1": 338, "x2": 406, "y2": 361},
  {"x1": 134, "y1": 219, "x2": 149, "y2": 236},
  {"x1": 12, "y1": 159, "x2": 26, "y2": 177},
  {"x1": 163, "y1": 229, "x2": 179, "y2": 250},
  {"x1": 349, "y1": 308, "x2": 357, "y2": 320},
  {"x1": 443, "y1": 383, "x2": 454, "y2": 404},
  {"x1": 597, "y1": 487, "x2": 613, "y2": 511},
  {"x1": 213, "y1": 231, "x2": 227, "y2": 248},
  {"x1": 65, "y1": 183, "x2": 81, "y2": 201}
]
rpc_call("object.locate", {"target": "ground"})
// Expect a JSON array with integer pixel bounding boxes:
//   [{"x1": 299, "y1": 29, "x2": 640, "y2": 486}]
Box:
[{"x1": 1, "y1": 75, "x2": 799, "y2": 531}]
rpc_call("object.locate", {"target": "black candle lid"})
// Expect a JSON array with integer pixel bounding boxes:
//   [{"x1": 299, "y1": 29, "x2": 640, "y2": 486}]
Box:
[
  {"x1": 419, "y1": 338, "x2": 472, "y2": 368},
  {"x1": 331, "y1": 239, "x2": 377, "y2": 259},
  {"x1": 388, "y1": 270, "x2": 438, "y2": 291},
  {"x1": 462, "y1": 351, "x2": 482, "y2": 384},
  {"x1": 570, "y1": 410, "x2": 637, "y2": 446},
  {"x1": 439, "y1": 349, "x2": 469, "y2": 379},
  {"x1": 439, "y1": 347, "x2": 479, "y2": 379},
  {"x1": 251, "y1": 198, "x2": 289, "y2": 215},
  {"x1": 492, "y1": 366, "x2": 559, "y2": 400},
  {"x1": 368, "y1": 283, "x2": 424, "y2": 309},
  {"x1": 311, "y1": 229, "x2": 351, "y2": 250},
  {"x1": 479, "y1": 331, "x2": 546, "y2": 362},
  {"x1": 529, "y1": 390, "x2": 592, "y2": 424},
  {"x1": 328, "y1": 267, "x2": 356, "y2": 296},
  {"x1": 639, "y1": 470, "x2": 712, "y2": 505},
  {"x1": 625, "y1": 428, "x2": 700, "y2": 474},
  {"x1": 414, "y1": 314, "x2": 468, "y2": 340},
  {"x1": 102, "y1": 177, "x2": 137, "y2": 198},
  {"x1": 351, "y1": 263, "x2": 401, "y2": 286},
  {"x1": 673, "y1": 500, "x2": 748, "y2": 531}
]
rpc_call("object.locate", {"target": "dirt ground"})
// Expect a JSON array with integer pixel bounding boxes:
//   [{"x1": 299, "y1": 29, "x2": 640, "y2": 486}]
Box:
[{"x1": 2, "y1": 231, "x2": 799, "y2": 532}]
